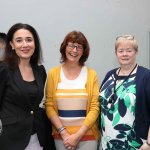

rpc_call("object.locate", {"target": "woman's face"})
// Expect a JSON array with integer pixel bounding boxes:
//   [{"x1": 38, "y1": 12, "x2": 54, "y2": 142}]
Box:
[
  {"x1": 65, "y1": 42, "x2": 83, "y2": 65},
  {"x1": 116, "y1": 40, "x2": 137, "y2": 67},
  {"x1": 10, "y1": 29, "x2": 35, "y2": 61}
]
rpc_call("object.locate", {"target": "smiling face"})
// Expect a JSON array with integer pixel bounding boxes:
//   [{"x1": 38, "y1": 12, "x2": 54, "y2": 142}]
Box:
[
  {"x1": 60, "y1": 31, "x2": 90, "y2": 66},
  {"x1": 65, "y1": 42, "x2": 83, "y2": 65},
  {"x1": 116, "y1": 39, "x2": 137, "y2": 67},
  {"x1": 10, "y1": 29, "x2": 35, "y2": 62}
]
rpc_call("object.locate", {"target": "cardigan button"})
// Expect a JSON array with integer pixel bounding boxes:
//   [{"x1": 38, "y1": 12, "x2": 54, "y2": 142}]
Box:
[{"x1": 30, "y1": 110, "x2": 34, "y2": 114}]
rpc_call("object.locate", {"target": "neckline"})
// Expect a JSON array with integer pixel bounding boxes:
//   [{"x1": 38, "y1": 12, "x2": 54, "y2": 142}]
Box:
[
  {"x1": 116, "y1": 73, "x2": 136, "y2": 80},
  {"x1": 117, "y1": 64, "x2": 138, "y2": 76},
  {"x1": 61, "y1": 66, "x2": 85, "y2": 81},
  {"x1": 23, "y1": 80, "x2": 36, "y2": 83}
]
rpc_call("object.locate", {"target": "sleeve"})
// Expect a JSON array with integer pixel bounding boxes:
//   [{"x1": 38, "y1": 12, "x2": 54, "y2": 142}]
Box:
[
  {"x1": 83, "y1": 70, "x2": 100, "y2": 128},
  {"x1": 45, "y1": 69, "x2": 58, "y2": 119},
  {"x1": 40, "y1": 65, "x2": 47, "y2": 83},
  {"x1": 145, "y1": 70, "x2": 150, "y2": 125},
  {"x1": 0, "y1": 63, "x2": 8, "y2": 106}
]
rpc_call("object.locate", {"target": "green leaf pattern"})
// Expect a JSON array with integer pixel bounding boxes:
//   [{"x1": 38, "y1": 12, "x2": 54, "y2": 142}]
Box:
[
  {"x1": 100, "y1": 74, "x2": 145, "y2": 150},
  {"x1": 112, "y1": 113, "x2": 120, "y2": 126}
]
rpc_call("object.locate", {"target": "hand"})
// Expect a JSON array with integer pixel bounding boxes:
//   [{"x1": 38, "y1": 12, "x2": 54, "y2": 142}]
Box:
[
  {"x1": 60, "y1": 129, "x2": 70, "y2": 141},
  {"x1": 139, "y1": 142, "x2": 150, "y2": 150},
  {"x1": 63, "y1": 133, "x2": 80, "y2": 150}
]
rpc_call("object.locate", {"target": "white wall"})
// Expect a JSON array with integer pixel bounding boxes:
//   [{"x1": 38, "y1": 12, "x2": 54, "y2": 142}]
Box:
[{"x1": 1, "y1": 0, "x2": 150, "y2": 83}]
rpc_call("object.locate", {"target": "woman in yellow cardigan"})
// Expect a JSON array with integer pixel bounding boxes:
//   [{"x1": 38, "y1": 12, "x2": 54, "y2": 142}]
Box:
[{"x1": 45, "y1": 31, "x2": 99, "y2": 150}]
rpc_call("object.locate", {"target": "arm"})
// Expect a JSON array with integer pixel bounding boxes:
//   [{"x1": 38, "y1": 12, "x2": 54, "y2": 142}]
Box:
[
  {"x1": 148, "y1": 128, "x2": 150, "y2": 145},
  {"x1": 139, "y1": 70, "x2": 150, "y2": 150},
  {"x1": 45, "y1": 69, "x2": 70, "y2": 140},
  {"x1": 45, "y1": 69, "x2": 58, "y2": 118},
  {"x1": 139, "y1": 127, "x2": 150, "y2": 150},
  {"x1": 49, "y1": 115, "x2": 70, "y2": 140},
  {"x1": 40, "y1": 65, "x2": 47, "y2": 84},
  {"x1": 0, "y1": 63, "x2": 7, "y2": 105},
  {"x1": 83, "y1": 70, "x2": 100, "y2": 128},
  {"x1": 63, "y1": 124, "x2": 89, "y2": 148}
]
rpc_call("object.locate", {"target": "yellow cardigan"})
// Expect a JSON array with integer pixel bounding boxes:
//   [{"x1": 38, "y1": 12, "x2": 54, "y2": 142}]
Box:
[{"x1": 45, "y1": 66, "x2": 100, "y2": 140}]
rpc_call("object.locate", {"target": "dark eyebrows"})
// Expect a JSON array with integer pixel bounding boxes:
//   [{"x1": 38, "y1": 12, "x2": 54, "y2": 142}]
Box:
[{"x1": 14, "y1": 36, "x2": 33, "y2": 40}]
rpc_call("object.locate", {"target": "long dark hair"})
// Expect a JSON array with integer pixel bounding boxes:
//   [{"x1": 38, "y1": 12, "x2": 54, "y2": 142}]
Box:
[{"x1": 4, "y1": 23, "x2": 43, "y2": 68}]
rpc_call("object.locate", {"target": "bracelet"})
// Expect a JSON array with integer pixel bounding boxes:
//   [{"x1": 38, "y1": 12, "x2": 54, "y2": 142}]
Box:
[
  {"x1": 146, "y1": 141, "x2": 150, "y2": 147},
  {"x1": 57, "y1": 126, "x2": 66, "y2": 134}
]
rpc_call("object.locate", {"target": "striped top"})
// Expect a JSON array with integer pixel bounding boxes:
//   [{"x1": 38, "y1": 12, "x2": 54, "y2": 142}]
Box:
[{"x1": 54, "y1": 66, "x2": 95, "y2": 141}]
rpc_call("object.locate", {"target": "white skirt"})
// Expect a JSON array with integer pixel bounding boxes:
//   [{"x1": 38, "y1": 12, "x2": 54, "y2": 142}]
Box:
[
  {"x1": 0, "y1": 120, "x2": 2, "y2": 136},
  {"x1": 25, "y1": 134, "x2": 43, "y2": 150},
  {"x1": 55, "y1": 139, "x2": 97, "y2": 150}
]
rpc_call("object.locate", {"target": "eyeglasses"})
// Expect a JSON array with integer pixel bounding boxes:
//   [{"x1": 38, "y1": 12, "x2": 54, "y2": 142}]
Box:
[
  {"x1": 116, "y1": 35, "x2": 134, "y2": 40},
  {"x1": 67, "y1": 43, "x2": 83, "y2": 51}
]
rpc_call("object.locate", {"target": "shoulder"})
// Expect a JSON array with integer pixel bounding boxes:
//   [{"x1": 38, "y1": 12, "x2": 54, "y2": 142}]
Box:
[
  {"x1": 137, "y1": 66, "x2": 150, "y2": 74},
  {"x1": 33, "y1": 64, "x2": 46, "y2": 73},
  {"x1": 0, "y1": 62, "x2": 9, "y2": 79},
  {"x1": 106, "y1": 68, "x2": 118, "y2": 76},
  {"x1": 87, "y1": 67, "x2": 98, "y2": 76},
  {"x1": 46, "y1": 66, "x2": 61, "y2": 83},
  {"x1": 102, "y1": 68, "x2": 118, "y2": 80},
  {"x1": 32, "y1": 64, "x2": 47, "y2": 82},
  {"x1": 47, "y1": 66, "x2": 61, "y2": 75},
  {"x1": 104, "y1": 68, "x2": 118, "y2": 79},
  {"x1": 101, "y1": 68, "x2": 118, "y2": 87},
  {"x1": 137, "y1": 65, "x2": 150, "y2": 79},
  {"x1": 0, "y1": 62, "x2": 9, "y2": 73},
  {"x1": 38, "y1": 64, "x2": 46, "y2": 72}
]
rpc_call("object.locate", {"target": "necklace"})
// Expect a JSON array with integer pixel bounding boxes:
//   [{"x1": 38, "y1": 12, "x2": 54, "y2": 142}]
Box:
[{"x1": 110, "y1": 64, "x2": 137, "y2": 110}]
